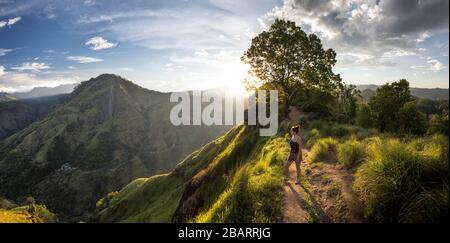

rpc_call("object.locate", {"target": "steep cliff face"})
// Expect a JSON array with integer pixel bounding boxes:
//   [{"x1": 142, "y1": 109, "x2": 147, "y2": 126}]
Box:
[{"x1": 0, "y1": 74, "x2": 230, "y2": 219}]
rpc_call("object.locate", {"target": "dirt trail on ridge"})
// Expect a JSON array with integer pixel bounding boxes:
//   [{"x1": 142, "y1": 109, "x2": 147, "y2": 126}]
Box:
[{"x1": 282, "y1": 107, "x2": 366, "y2": 223}]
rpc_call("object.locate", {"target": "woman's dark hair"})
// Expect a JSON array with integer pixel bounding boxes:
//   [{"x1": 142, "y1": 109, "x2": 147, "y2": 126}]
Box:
[{"x1": 292, "y1": 125, "x2": 300, "y2": 134}]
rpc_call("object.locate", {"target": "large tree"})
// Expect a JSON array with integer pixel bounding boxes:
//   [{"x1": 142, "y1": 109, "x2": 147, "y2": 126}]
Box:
[
  {"x1": 241, "y1": 19, "x2": 342, "y2": 117},
  {"x1": 368, "y1": 79, "x2": 429, "y2": 134},
  {"x1": 369, "y1": 79, "x2": 412, "y2": 132}
]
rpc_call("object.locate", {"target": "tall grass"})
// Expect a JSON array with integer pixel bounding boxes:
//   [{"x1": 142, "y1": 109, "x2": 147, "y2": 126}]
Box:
[
  {"x1": 304, "y1": 129, "x2": 321, "y2": 149},
  {"x1": 337, "y1": 139, "x2": 366, "y2": 168},
  {"x1": 308, "y1": 137, "x2": 338, "y2": 163},
  {"x1": 353, "y1": 135, "x2": 449, "y2": 223},
  {"x1": 194, "y1": 137, "x2": 286, "y2": 223}
]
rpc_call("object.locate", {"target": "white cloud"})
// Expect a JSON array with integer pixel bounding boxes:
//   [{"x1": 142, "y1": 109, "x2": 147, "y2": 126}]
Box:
[
  {"x1": 0, "y1": 48, "x2": 12, "y2": 56},
  {"x1": 7, "y1": 16, "x2": 21, "y2": 25},
  {"x1": 244, "y1": 29, "x2": 257, "y2": 39},
  {"x1": 0, "y1": 71, "x2": 80, "y2": 93},
  {"x1": 43, "y1": 49, "x2": 56, "y2": 54},
  {"x1": 66, "y1": 56, "x2": 103, "y2": 63},
  {"x1": 411, "y1": 59, "x2": 446, "y2": 72},
  {"x1": 260, "y1": 0, "x2": 449, "y2": 68},
  {"x1": 77, "y1": 7, "x2": 253, "y2": 51},
  {"x1": 416, "y1": 32, "x2": 431, "y2": 43},
  {"x1": 83, "y1": 0, "x2": 98, "y2": 6},
  {"x1": 0, "y1": 65, "x2": 5, "y2": 77},
  {"x1": 43, "y1": 5, "x2": 57, "y2": 19},
  {"x1": 0, "y1": 16, "x2": 21, "y2": 28},
  {"x1": 382, "y1": 49, "x2": 418, "y2": 58},
  {"x1": 195, "y1": 49, "x2": 209, "y2": 57},
  {"x1": 85, "y1": 36, "x2": 117, "y2": 50},
  {"x1": 11, "y1": 62, "x2": 51, "y2": 72}
]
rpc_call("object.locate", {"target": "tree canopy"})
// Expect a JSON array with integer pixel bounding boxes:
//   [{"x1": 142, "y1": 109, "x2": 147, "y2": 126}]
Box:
[
  {"x1": 241, "y1": 19, "x2": 343, "y2": 117},
  {"x1": 369, "y1": 79, "x2": 413, "y2": 132},
  {"x1": 365, "y1": 79, "x2": 430, "y2": 135}
]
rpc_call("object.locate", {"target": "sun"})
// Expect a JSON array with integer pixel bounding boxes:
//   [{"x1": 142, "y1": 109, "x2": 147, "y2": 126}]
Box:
[{"x1": 220, "y1": 61, "x2": 250, "y2": 96}]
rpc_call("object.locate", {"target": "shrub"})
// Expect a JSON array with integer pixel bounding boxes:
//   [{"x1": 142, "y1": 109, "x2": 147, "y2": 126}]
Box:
[
  {"x1": 299, "y1": 117, "x2": 308, "y2": 129},
  {"x1": 356, "y1": 103, "x2": 375, "y2": 128},
  {"x1": 399, "y1": 185, "x2": 448, "y2": 223},
  {"x1": 428, "y1": 114, "x2": 449, "y2": 136},
  {"x1": 354, "y1": 128, "x2": 378, "y2": 140},
  {"x1": 308, "y1": 138, "x2": 338, "y2": 163},
  {"x1": 28, "y1": 204, "x2": 47, "y2": 216},
  {"x1": 309, "y1": 120, "x2": 376, "y2": 140},
  {"x1": 308, "y1": 120, "x2": 327, "y2": 130},
  {"x1": 337, "y1": 139, "x2": 365, "y2": 168},
  {"x1": 26, "y1": 204, "x2": 57, "y2": 223},
  {"x1": 304, "y1": 129, "x2": 321, "y2": 149},
  {"x1": 397, "y1": 101, "x2": 428, "y2": 135},
  {"x1": 353, "y1": 136, "x2": 449, "y2": 223}
]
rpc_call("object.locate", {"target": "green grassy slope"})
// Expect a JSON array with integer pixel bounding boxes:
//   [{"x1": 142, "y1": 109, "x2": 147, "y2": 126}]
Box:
[
  {"x1": 0, "y1": 197, "x2": 57, "y2": 223},
  {"x1": 0, "y1": 207, "x2": 56, "y2": 223},
  {"x1": 96, "y1": 120, "x2": 449, "y2": 223},
  {"x1": 95, "y1": 125, "x2": 288, "y2": 223}
]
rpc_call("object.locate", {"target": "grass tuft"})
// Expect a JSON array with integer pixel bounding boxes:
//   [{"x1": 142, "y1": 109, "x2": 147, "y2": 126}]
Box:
[{"x1": 353, "y1": 136, "x2": 449, "y2": 223}]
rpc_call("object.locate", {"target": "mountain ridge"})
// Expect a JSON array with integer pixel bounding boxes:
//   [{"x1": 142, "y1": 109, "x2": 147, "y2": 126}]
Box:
[{"x1": 356, "y1": 84, "x2": 449, "y2": 100}]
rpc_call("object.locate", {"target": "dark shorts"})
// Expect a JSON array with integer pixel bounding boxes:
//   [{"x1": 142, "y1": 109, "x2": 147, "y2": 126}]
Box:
[{"x1": 288, "y1": 152, "x2": 300, "y2": 164}]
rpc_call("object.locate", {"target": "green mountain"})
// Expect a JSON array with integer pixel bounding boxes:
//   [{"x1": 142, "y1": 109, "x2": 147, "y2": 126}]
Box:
[
  {"x1": 94, "y1": 125, "x2": 286, "y2": 223},
  {"x1": 357, "y1": 85, "x2": 449, "y2": 100},
  {"x1": 0, "y1": 95, "x2": 68, "y2": 139},
  {"x1": 0, "y1": 74, "x2": 229, "y2": 220}
]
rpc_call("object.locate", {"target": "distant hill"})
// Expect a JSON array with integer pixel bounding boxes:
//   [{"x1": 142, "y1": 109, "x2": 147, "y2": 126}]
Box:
[
  {"x1": 0, "y1": 95, "x2": 68, "y2": 139},
  {"x1": 6, "y1": 84, "x2": 77, "y2": 100},
  {"x1": 0, "y1": 74, "x2": 230, "y2": 220},
  {"x1": 356, "y1": 85, "x2": 449, "y2": 101},
  {"x1": 0, "y1": 92, "x2": 17, "y2": 102}
]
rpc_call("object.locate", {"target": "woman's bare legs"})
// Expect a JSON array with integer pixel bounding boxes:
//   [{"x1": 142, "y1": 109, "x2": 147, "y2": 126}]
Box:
[
  {"x1": 295, "y1": 151, "x2": 302, "y2": 182},
  {"x1": 295, "y1": 162, "x2": 301, "y2": 181},
  {"x1": 284, "y1": 160, "x2": 293, "y2": 180}
]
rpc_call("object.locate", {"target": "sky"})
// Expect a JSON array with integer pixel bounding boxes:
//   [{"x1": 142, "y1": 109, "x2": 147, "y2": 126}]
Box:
[{"x1": 0, "y1": 0, "x2": 448, "y2": 93}]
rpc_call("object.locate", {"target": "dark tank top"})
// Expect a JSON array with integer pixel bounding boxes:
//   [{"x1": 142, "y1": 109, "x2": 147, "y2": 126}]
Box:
[{"x1": 289, "y1": 139, "x2": 300, "y2": 154}]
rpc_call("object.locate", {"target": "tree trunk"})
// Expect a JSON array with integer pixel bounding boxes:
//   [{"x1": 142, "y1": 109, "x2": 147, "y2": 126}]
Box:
[{"x1": 284, "y1": 98, "x2": 290, "y2": 119}]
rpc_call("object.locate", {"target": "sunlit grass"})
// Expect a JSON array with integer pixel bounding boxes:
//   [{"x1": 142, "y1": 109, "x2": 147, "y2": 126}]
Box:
[
  {"x1": 194, "y1": 137, "x2": 287, "y2": 223},
  {"x1": 337, "y1": 139, "x2": 366, "y2": 168},
  {"x1": 353, "y1": 135, "x2": 449, "y2": 223},
  {"x1": 308, "y1": 137, "x2": 338, "y2": 163}
]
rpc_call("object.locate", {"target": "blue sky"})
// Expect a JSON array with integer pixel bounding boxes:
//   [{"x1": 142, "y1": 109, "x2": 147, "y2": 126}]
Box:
[{"x1": 0, "y1": 0, "x2": 448, "y2": 93}]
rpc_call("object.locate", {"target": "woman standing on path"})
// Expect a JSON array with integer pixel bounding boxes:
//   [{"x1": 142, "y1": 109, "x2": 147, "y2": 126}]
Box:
[{"x1": 284, "y1": 125, "x2": 303, "y2": 185}]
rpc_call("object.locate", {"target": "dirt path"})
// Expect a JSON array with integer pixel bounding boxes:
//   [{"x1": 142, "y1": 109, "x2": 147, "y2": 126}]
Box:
[
  {"x1": 282, "y1": 151, "x2": 366, "y2": 223},
  {"x1": 282, "y1": 107, "x2": 366, "y2": 223}
]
